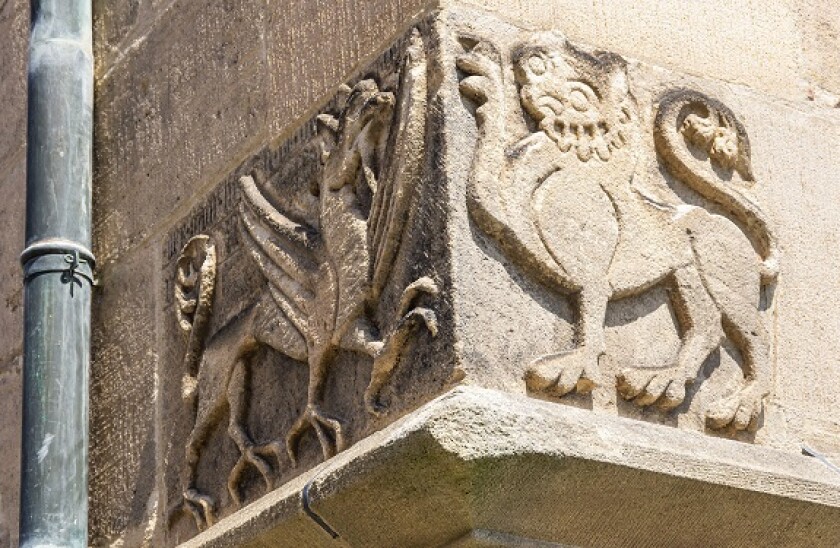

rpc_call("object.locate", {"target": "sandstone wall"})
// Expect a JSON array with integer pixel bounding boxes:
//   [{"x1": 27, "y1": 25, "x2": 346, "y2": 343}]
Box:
[
  {"x1": 0, "y1": 0, "x2": 28, "y2": 545},
  {"x1": 0, "y1": 0, "x2": 836, "y2": 546}
]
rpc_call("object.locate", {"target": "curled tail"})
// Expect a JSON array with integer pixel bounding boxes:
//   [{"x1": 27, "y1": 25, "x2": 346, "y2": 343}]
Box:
[
  {"x1": 175, "y1": 235, "x2": 218, "y2": 401},
  {"x1": 655, "y1": 89, "x2": 778, "y2": 284}
]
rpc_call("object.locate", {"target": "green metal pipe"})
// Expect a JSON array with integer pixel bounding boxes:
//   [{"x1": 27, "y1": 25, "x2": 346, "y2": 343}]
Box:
[{"x1": 19, "y1": 1, "x2": 93, "y2": 546}]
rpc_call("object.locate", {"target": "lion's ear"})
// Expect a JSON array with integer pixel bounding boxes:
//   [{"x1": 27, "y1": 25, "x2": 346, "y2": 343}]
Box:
[
  {"x1": 726, "y1": 113, "x2": 754, "y2": 182},
  {"x1": 736, "y1": 146, "x2": 754, "y2": 182}
]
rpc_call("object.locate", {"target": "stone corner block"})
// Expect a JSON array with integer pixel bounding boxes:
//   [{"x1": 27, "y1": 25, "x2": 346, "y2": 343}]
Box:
[
  {"x1": 183, "y1": 386, "x2": 840, "y2": 548},
  {"x1": 153, "y1": 6, "x2": 839, "y2": 544}
]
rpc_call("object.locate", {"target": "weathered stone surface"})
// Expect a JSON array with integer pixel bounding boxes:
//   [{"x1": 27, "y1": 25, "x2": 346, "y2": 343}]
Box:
[
  {"x1": 451, "y1": 0, "x2": 840, "y2": 104},
  {"x1": 92, "y1": 0, "x2": 439, "y2": 267},
  {"x1": 88, "y1": 245, "x2": 160, "y2": 546},
  {"x1": 0, "y1": 357, "x2": 22, "y2": 548},
  {"x1": 183, "y1": 387, "x2": 840, "y2": 548},
  {"x1": 89, "y1": 0, "x2": 840, "y2": 273},
  {"x1": 0, "y1": 157, "x2": 26, "y2": 369},
  {"x1": 84, "y1": 2, "x2": 840, "y2": 547},
  {"x1": 0, "y1": 0, "x2": 28, "y2": 546},
  {"x1": 0, "y1": 0, "x2": 28, "y2": 172},
  {"x1": 793, "y1": 0, "x2": 840, "y2": 98},
  {"x1": 159, "y1": 25, "x2": 453, "y2": 542},
  {"x1": 442, "y1": 7, "x2": 781, "y2": 432},
  {"x1": 0, "y1": 158, "x2": 24, "y2": 548},
  {"x1": 139, "y1": 8, "x2": 840, "y2": 545}
]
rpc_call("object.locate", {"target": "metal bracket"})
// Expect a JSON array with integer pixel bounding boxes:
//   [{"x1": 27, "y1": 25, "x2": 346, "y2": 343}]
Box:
[
  {"x1": 302, "y1": 476, "x2": 341, "y2": 540},
  {"x1": 22, "y1": 239, "x2": 96, "y2": 292},
  {"x1": 802, "y1": 444, "x2": 840, "y2": 476}
]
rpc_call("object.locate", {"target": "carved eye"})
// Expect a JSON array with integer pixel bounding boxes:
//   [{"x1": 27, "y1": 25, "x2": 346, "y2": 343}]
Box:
[
  {"x1": 569, "y1": 89, "x2": 591, "y2": 111},
  {"x1": 528, "y1": 55, "x2": 547, "y2": 76}
]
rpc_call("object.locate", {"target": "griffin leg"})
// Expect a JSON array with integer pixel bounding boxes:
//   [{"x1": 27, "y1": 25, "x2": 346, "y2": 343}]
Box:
[
  {"x1": 183, "y1": 409, "x2": 216, "y2": 531},
  {"x1": 285, "y1": 404, "x2": 345, "y2": 467},
  {"x1": 180, "y1": 365, "x2": 226, "y2": 531},
  {"x1": 225, "y1": 358, "x2": 282, "y2": 507},
  {"x1": 183, "y1": 488, "x2": 216, "y2": 532},
  {"x1": 286, "y1": 353, "x2": 346, "y2": 467}
]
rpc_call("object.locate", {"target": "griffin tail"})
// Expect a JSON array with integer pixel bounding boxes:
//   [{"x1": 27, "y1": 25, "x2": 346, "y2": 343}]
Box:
[{"x1": 174, "y1": 235, "x2": 218, "y2": 402}]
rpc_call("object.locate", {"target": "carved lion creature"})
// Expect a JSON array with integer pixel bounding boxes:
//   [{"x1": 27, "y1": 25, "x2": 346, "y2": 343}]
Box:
[{"x1": 457, "y1": 32, "x2": 777, "y2": 432}]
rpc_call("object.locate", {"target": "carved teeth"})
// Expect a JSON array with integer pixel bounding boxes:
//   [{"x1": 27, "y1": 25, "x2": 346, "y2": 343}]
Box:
[
  {"x1": 575, "y1": 123, "x2": 594, "y2": 161},
  {"x1": 618, "y1": 106, "x2": 631, "y2": 124},
  {"x1": 547, "y1": 120, "x2": 574, "y2": 152},
  {"x1": 543, "y1": 118, "x2": 626, "y2": 161},
  {"x1": 594, "y1": 138, "x2": 611, "y2": 161},
  {"x1": 616, "y1": 129, "x2": 627, "y2": 145},
  {"x1": 576, "y1": 142, "x2": 593, "y2": 161}
]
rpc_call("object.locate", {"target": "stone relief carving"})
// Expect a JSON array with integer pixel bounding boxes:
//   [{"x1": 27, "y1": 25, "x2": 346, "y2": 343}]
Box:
[
  {"x1": 457, "y1": 32, "x2": 777, "y2": 431},
  {"x1": 159, "y1": 19, "x2": 785, "y2": 539},
  {"x1": 171, "y1": 30, "x2": 438, "y2": 530}
]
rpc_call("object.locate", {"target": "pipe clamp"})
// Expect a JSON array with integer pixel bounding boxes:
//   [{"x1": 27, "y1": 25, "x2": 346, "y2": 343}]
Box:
[{"x1": 22, "y1": 240, "x2": 96, "y2": 287}]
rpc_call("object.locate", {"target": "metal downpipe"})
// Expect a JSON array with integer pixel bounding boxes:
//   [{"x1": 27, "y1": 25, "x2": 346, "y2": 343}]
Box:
[{"x1": 19, "y1": 1, "x2": 94, "y2": 546}]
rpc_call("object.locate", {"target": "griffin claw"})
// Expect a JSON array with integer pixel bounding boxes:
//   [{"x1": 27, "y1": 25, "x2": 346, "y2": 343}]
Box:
[
  {"x1": 365, "y1": 279, "x2": 440, "y2": 415},
  {"x1": 285, "y1": 404, "x2": 346, "y2": 468},
  {"x1": 227, "y1": 441, "x2": 283, "y2": 507},
  {"x1": 183, "y1": 488, "x2": 216, "y2": 531}
]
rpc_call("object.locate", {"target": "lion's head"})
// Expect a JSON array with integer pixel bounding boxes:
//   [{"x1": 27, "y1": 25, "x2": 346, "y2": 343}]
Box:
[{"x1": 513, "y1": 33, "x2": 635, "y2": 162}]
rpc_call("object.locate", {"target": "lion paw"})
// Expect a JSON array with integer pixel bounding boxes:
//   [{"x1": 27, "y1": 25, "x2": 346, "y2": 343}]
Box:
[
  {"x1": 617, "y1": 367, "x2": 692, "y2": 410},
  {"x1": 525, "y1": 349, "x2": 600, "y2": 397},
  {"x1": 706, "y1": 387, "x2": 764, "y2": 432}
]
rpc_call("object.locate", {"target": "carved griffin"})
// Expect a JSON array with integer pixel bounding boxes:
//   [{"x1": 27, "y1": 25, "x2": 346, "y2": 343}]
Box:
[
  {"x1": 172, "y1": 31, "x2": 436, "y2": 530},
  {"x1": 457, "y1": 33, "x2": 777, "y2": 431}
]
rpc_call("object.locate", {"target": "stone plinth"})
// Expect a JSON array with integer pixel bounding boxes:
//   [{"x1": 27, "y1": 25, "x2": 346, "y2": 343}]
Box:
[{"x1": 183, "y1": 387, "x2": 840, "y2": 548}]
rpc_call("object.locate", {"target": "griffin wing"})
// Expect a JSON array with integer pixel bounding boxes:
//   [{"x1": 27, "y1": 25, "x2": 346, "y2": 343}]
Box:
[
  {"x1": 368, "y1": 30, "x2": 428, "y2": 300},
  {"x1": 238, "y1": 173, "x2": 322, "y2": 351}
]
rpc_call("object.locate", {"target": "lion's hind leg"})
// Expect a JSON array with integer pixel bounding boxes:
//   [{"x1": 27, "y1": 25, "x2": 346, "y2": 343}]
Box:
[
  {"x1": 706, "y1": 301, "x2": 771, "y2": 432},
  {"x1": 688, "y1": 214, "x2": 771, "y2": 431},
  {"x1": 618, "y1": 264, "x2": 724, "y2": 410}
]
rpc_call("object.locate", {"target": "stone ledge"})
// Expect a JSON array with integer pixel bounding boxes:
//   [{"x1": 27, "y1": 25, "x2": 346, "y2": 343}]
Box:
[{"x1": 183, "y1": 387, "x2": 840, "y2": 547}]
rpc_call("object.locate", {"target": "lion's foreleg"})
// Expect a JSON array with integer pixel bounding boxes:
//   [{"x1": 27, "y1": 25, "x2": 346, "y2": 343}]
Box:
[{"x1": 526, "y1": 286, "x2": 608, "y2": 396}]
